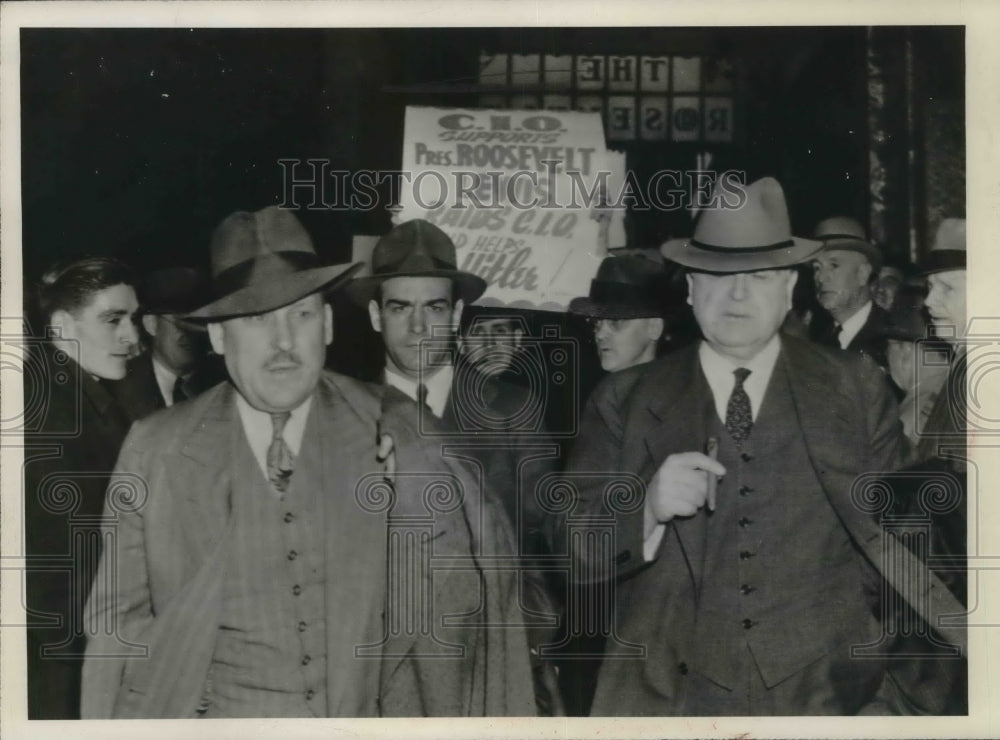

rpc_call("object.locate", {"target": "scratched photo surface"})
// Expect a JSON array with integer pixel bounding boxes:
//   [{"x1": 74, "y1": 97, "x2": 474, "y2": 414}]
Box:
[{"x1": 5, "y1": 12, "x2": 986, "y2": 737}]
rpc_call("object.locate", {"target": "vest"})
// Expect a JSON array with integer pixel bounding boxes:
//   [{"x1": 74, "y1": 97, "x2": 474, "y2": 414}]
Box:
[
  {"x1": 691, "y1": 360, "x2": 877, "y2": 703},
  {"x1": 201, "y1": 408, "x2": 329, "y2": 717}
]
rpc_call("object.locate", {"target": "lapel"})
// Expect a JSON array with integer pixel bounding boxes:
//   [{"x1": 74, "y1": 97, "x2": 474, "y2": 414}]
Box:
[
  {"x1": 165, "y1": 383, "x2": 236, "y2": 563},
  {"x1": 636, "y1": 344, "x2": 712, "y2": 591},
  {"x1": 780, "y1": 336, "x2": 877, "y2": 541},
  {"x1": 314, "y1": 373, "x2": 388, "y2": 716}
]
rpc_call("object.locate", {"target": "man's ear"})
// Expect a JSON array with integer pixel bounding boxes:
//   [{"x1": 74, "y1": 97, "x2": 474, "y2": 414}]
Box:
[
  {"x1": 647, "y1": 317, "x2": 665, "y2": 341},
  {"x1": 785, "y1": 270, "x2": 800, "y2": 311},
  {"x1": 368, "y1": 299, "x2": 382, "y2": 334},
  {"x1": 452, "y1": 298, "x2": 465, "y2": 330},
  {"x1": 207, "y1": 322, "x2": 226, "y2": 356},
  {"x1": 323, "y1": 303, "x2": 333, "y2": 346},
  {"x1": 49, "y1": 309, "x2": 75, "y2": 340},
  {"x1": 142, "y1": 314, "x2": 159, "y2": 337},
  {"x1": 685, "y1": 273, "x2": 695, "y2": 306}
]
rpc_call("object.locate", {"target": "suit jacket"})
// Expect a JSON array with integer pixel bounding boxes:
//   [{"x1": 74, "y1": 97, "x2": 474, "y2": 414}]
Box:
[
  {"x1": 82, "y1": 370, "x2": 535, "y2": 718},
  {"x1": 811, "y1": 302, "x2": 891, "y2": 370},
  {"x1": 24, "y1": 352, "x2": 132, "y2": 718},
  {"x1": 559, "y1": 334, "x2": 962, "y2": 715},
  {"x1": 113, "y1": 352, "x2": 226, "y2": 422}
]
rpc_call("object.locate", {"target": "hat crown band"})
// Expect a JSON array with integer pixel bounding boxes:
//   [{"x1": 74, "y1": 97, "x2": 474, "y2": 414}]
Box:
[
  {"x1": 690, "y1": 238, "x2": 795, "y2": 255},
  {"x1": 212, "y1": 250, "x2": 321, "y2": 300},
  {"x1": 590, "y1": 279, "x2": 661, "y2": 308}
]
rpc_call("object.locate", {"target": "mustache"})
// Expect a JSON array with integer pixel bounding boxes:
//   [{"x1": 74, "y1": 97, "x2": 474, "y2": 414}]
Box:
[{"x1": 264, "y1": 352, "x2": 302, "y2": 369}]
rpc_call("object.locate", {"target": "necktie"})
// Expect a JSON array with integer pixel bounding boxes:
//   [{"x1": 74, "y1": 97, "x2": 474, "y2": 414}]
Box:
[
  {"x1": 416, "y1": 383, "x2": 431, "y2": 413},
  {"x1": 725, "y1": 367, "x2": 753, "y2": 447},
  {"x1": 172, "y1": 375, "x2": 187, "y2": 405},
  {"x1": 833, "y1": 323, "x2": 843, "y2": 348},
  {"x1": 267, "y1": 411, "x2": 295, "y2": 493}
]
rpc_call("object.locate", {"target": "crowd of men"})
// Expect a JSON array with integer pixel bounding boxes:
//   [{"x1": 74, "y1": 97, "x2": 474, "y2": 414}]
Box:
[{"x1": 22, "y1": 175, "x2": 969, "y2": 719}]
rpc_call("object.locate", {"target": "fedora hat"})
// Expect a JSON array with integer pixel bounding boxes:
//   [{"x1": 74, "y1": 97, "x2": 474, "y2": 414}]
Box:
[
  {"x1": 661, "y1": 176, "x2": 822, "y2": 273},
  {"x1": 813, "y1": 215, "x2": 883, "y2": 271},
  {"x1": 185, "y1": 206, "x2": 362, "y2": 321},
  {"x1": 569, "y1": 252, "x2": 667, "y2": 319},
  {"x1": 921, "y1": 217, "x2": 966, "y2": 274},
  {"x1": 345, "y1": 219, "x2": 487, "y2": 306}
]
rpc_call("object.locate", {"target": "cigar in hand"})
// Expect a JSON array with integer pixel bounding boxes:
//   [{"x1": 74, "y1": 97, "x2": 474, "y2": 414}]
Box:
[{"x1": 706, "y1": 436, "x2": 719, "y2": 511}]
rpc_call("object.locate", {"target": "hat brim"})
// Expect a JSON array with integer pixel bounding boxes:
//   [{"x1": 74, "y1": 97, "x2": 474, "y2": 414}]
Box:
[
  {"x1": 345, "y1": 269, "x2": 488, "y2": 306},
  {"x1": 660, "y1": 236, "x2": 822, "y2": 272},
  {"x1": 819, "y1": 239, "x2": 883, "y2": 270},
  {"x1": 184, "y1": 262, "x2": 363, "y2": 322},
  {"x1": 568, "y1": 297, "x2": 663, "y2": 319}
]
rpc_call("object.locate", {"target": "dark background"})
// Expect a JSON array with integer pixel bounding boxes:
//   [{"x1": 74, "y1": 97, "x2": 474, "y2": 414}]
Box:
[{"x1": 19, "y1": 26, "x2": 964, "y2": 392}]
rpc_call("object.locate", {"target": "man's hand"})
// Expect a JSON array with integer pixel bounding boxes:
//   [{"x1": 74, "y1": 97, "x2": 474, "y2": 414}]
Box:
[{"x1": 644, "y1": 452, "x2": 726, "y2": 537}]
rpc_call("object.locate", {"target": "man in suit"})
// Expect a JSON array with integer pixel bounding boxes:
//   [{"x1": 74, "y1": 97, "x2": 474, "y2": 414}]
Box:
[
  {"x1": 569, "y1": 251, "x2": 670, "y2": 374},
  {"x1": 810, "y1": 215, "x2": 891, "y2": 369},
  {"x1": 24, "y1": 257, "x2": 140, "y2": 718},
  {"x1": 113, "y1": 266, "x2": 222, "y2": 421},
  {"x1": 559, "y1": 177, "x2": 964, "y2": 715},
  {"x1": 82, "y1": 207, "x2": 535, "y2": 718},
  {"x1": 347, "y1": 218, "x2": 564, "y2": 715}
]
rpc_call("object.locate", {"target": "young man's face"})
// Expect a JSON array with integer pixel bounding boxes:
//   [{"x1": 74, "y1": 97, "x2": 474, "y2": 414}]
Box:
[
  {"x1": 208, "y1": 293, "x2": 332, "y2": 412},
  {"x1": 687, "y1": 269, "x2": 796, "y2": 362},
  {"x1": 369, "y1": 276, "x2": 463, "y2": 380},
  {"x1": 53, "y1": 283, "x2": 140, "y2": 380},
  {"x1": 592, "y1": 317, "x2": 662, "y2": 372}
]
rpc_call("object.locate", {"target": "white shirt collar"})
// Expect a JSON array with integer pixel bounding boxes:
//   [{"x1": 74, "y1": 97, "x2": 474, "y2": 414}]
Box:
[
  {"x1": 234, "y1": 391, "x2": 313, "y2": 487},
  {"x1": 697, "y1": 334, "x2": 782, "y2": 423},
  {"x1": 151, "y1": 354, "x2": 180, "y2": 407},
  {"x1": 384, "y1": 364, "x2": 453, "y2": 418},
  {"x1": 837, "y1": 300, "x2": 873, "y2": 349}
]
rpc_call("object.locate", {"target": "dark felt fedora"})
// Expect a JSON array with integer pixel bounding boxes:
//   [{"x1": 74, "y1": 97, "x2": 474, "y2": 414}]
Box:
[
  {"x1": 813, "y1": 215, "x2": 883, "y2": 272},
  {"x1": 921, "y1": 218, "x2": 966, "y2": 274},
  {"x1": 185, "y1": 206, "x2": 362, "y2": 321},
  {"x1": 569, "y1": 252, "x2": 667, "y2": 319},
  {"x1": 661, "y1": 176, "x2": 822, "y2": 273},
  {"x1": 345, "y1": 219, "x2": 487, "y2": 306}
]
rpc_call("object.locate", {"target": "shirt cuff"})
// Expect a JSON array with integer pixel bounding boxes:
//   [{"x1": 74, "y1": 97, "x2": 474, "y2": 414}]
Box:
[{"x1": 643, "y1": 523, "x2": 666, "y2": 561}]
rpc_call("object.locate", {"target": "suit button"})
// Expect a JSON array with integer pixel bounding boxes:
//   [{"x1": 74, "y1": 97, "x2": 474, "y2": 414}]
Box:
[
  {"x1": 287, "y1": 550, "x2": 298, "y2": 561},
  {"x1": 306, "y1": 689, "x2": 315, "y2": 700},
  {"x1": 301, "y1": 654, "x2": 311, "y2": 665},
  {"x1": 739, "y1": 550, "x2": 754, "y2": 560},
  {"x1": 678, "y1": 662, "x2": 688, "y2": 675},
  {"x1": 292, "y1": 584, "x2": 302, "y2": 596},
  {"x1": 741, "y1": 452, "x2": 753, "y2": 463},
  {"x1": 284, "y1": 512, "x2": 294, "y2": 523},
  {"x1": 738, "y1": 517, "x2": 752, "y2": 528},
  {"x1": 740, "y1": 584, "x2": 755, "y2": 595},
  {"x1": 742, "y1": 618, "x2": 755, "y2": 630},
  {"x1": 298, "y1": 620, "x2": 307, "y2": 632},
  {"x1": 738, "y1": 485, "x2": 753, "y2": 496}
]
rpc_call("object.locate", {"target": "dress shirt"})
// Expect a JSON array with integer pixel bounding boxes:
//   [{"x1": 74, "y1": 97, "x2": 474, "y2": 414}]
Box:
[
  {"x1": 837, "y1": 301, "x2": 872, "y2": 350},
  {"x1": 152, "y1": 355, "x2": 185, "y2": 407},
  {"x1": 644, "y1": 334, "x2": 782, "y2": 560},
  {"x1": 384, "y1": 364, "x2": 453, "y2": 419},
  {"x1": 235, "y1": 392, "x2": 312, "y2": 489}
]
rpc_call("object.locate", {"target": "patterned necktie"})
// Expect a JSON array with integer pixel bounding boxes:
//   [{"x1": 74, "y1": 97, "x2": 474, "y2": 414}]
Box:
[
  {"x1": 725, "y1": 367, "x2": 753, "y2": 447},
  {"x1": 267, "y1": 411, "x2": 295, "y2": 493},
  {"x1": 172, "y1": 375, "x2": 187, "y2": 405}
]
